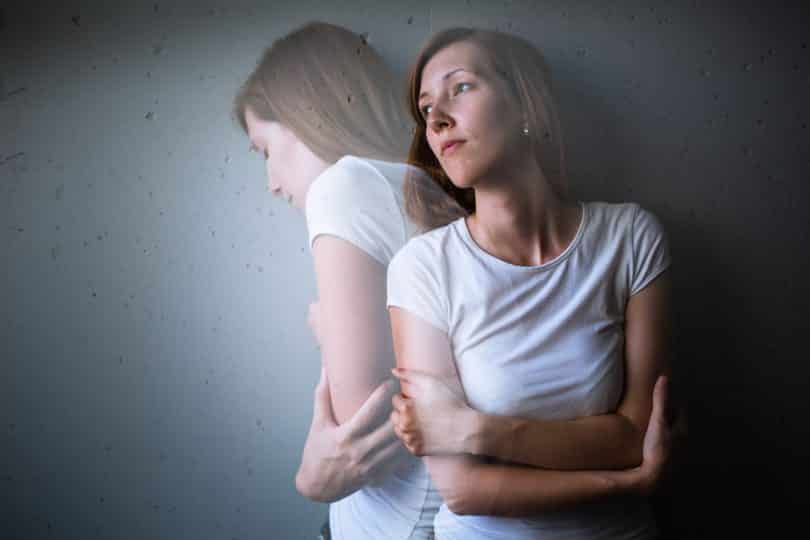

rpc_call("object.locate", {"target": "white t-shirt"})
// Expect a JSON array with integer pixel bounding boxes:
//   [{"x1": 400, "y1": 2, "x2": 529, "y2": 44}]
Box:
[
  {"x1": 387, "y1": 201, "x2": 671, "y2": 540},
  {"x1": 305, "y1": 156, "x2": 441, "y2": 540}
]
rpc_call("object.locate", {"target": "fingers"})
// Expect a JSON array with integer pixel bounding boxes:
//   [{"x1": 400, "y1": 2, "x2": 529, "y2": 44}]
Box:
[
  {"x1": 390, "y1": 368, "x2": 432, "y2": 394},
  {"x1": 365, "y1": 437, "x2": 408, "y2": 483},
  {"x1": 344, "y1": 379, "x2": 397, "y2": 438},
  {"x1": 361, "y1": 416, "x2": 400, "y2": 455},
  {"x1": 390, "y1": 408, "x2": 423, "y2": 455}
]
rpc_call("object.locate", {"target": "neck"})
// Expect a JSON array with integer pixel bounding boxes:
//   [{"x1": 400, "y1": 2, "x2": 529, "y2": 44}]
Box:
[{"x1": 467, "y1": 165, "x2": 578, "y2": 267}]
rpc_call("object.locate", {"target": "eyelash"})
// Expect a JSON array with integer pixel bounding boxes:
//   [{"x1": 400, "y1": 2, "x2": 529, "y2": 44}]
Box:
[
  {"x1": 420, "y1": 82, "x2": 472, "y2": 118},
  {"x1": 251, "y1": 146, "x2": 269, "y2": 159}
]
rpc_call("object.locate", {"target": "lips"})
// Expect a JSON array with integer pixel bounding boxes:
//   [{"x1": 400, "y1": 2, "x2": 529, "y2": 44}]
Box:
[{"x1": 441, "y1": 139, "x2": 465, "y2": 156}]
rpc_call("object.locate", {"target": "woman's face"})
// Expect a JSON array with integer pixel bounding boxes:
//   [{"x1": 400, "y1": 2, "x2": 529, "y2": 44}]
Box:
[
  {"x1": 417, "y1": 41, "x2": 525, "y2": 189},
  {"x1": 243, "y1": 107, "x2": 328, "y2": 210}
]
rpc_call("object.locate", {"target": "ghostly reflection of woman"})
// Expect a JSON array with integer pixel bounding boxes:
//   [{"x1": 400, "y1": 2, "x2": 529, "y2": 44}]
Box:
[
  {"x1": 387, "y1": 28, "x2": 676, "y2": 539},
  {"x1": 232, "y1": 23, "x2": 442, "y2": 540}
]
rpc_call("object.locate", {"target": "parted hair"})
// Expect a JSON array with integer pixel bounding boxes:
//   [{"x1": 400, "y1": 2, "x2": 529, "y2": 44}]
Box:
[
  {"x1": 233, "y1": 22, "x2": 412, "y2": 163},
  {"x1": 404, "y1": 27, "x2": 568, "y2": 230}
]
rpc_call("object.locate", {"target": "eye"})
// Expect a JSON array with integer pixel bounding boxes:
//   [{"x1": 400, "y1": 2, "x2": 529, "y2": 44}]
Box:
[
  {"x1": 453, "y1": 82, "x2": 472, "y2": 95},
  {"x1": 420, "y1": 103, "x2": 433, "y2": 118}
]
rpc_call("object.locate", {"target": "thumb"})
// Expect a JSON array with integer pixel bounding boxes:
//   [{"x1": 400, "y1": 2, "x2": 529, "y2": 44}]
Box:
[
  {"x1": 312, "y1": 367, "x2": 336, "y2": 427},
  {"x1": 650, "y1": 375, "x2": 669, "y2": 428}
]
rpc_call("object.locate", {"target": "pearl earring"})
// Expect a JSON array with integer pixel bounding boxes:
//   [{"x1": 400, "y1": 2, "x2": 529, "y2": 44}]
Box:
[{"x1": 522, "y1": 124, "x2": 529, "y2": 135}]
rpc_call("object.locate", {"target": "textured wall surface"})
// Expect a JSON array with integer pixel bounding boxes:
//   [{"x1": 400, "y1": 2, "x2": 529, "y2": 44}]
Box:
[{"x1": 3, "y1": 1, "x2": 808, "y2": 538}]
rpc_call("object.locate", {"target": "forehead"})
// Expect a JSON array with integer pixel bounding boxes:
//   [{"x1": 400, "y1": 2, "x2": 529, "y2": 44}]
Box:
[
  {"x1": 420, "y1": 41, "x2": 491, "y2": 90},
  {"x1": 244, "y1": 107, "x2": 277, "y2": 140}
]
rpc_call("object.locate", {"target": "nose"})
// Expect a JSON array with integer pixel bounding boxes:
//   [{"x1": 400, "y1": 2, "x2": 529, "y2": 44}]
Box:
[
  {"x1": 267, "y1": 178, "x2": 282, "y2": 195},
  {"x1": 427, "y1": 105, "x2": 455, "y2": 133},
  {"x1": 266, "y1": 166, "x2": 281, "y2": 194},
  {"x1": 427, "y1": 100, "x2": 454, "y2": 135}
]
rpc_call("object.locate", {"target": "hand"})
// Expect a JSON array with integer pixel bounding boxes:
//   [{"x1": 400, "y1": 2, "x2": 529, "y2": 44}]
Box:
[
  {"x1": 633, "y1": 375, "x2": 688, "y2": 497},
  {"x1": 389, "y1": 367, "x2": 473, "y2": 456},
  {"x1": 307, "y1": 301, "x2": 323, "y2": 346},
  {"x1": 296, "y1": 368, "x2": 407, "y2": 503}
]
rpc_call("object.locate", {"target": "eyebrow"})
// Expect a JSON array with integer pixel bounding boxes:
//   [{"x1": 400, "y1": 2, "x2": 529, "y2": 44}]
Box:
[{"x1": 418, "y1": 68, "x2": 469, "y2": 100}]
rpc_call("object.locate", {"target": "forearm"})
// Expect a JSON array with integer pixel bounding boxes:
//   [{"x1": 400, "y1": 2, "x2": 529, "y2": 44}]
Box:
[
  {"x1": 467, "y1": 412, "x2": 643, "y2": 470},
  {"x1": 433, "y1": 456, "x2": 641, "y2": 517}
]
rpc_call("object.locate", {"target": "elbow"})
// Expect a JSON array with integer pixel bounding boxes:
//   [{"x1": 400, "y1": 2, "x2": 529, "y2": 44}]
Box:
[
  {"x1": 294, "y1": 469, "x2": 316, "y2": 500},
  {"x1": 440, "y1": 487, "x2": 483, "y2": 516},
  {"x1": 445, "y1": 493, "x2": 474, "y2": 516},
  {"x1": 295, "y1": 468, "x2": 332, "y2": 503}
]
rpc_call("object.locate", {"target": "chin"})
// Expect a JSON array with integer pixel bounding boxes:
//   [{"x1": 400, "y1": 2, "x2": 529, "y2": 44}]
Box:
[{"x1": 444, "y1": 165, "x2": 480, "y2": 190}]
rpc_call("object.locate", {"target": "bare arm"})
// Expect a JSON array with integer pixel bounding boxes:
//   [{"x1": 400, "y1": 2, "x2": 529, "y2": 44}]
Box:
[
  {"x1": 295, "y1": 235, "x2": 407, "y2": 500},
  {"x1": 392, "y1": 271, "x2": 671, "y2": 471},
  {"x1": 468, "y1": 271, "x2": 672, "y2": 469},
  {"x1": 389, "y1": 306, "x2": 662, "y2": 516},
  {"x1": 295, "y1": 369, "x2": 407, "y2": 502},
  {"x1": 312, "y1": 235, "x2": 394, "y2": 422}
]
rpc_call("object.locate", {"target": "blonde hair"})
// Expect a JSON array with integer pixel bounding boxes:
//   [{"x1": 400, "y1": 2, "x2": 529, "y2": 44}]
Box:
[
  {"x1": 405, "y1": 28, "x2": 569, "y2": 230},
  {"x1": 233, "y1": 22, "x2": 412, "y2": 163}
]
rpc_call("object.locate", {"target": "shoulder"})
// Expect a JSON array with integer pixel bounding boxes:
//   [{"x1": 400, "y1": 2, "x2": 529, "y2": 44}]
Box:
[
  {"x1": 305, "y1": 156, "x2": 401, "y2": 221},
  {"x1": 307, "y1": 156, "x2": 383, "y2": 199},
  {"x1": 389, "y1": 221, "x2": 457, "y2": 274},
  {"x1": 583, "y1": 201, "x2": 664, "y2": 237}
]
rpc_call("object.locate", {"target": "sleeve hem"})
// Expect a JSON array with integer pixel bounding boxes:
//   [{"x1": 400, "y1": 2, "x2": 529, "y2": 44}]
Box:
[
  {"x1": 387, "y1": 301, "x2": 450, "y2": 335},
  {"x1": 629, "y1": 260, "x2": 671, "y2": 297}
]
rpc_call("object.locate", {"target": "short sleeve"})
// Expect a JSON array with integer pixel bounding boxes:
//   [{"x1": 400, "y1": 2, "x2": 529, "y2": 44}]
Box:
[
  {"x1": 305, "y1": 157, "x2": 405, "y2": 266},
  {"x1": 629, "y1": 204, "x2": 671, "y2": 296},
  {"x1": 387, "y1": 241, "x2": 449, "y2": 334}
]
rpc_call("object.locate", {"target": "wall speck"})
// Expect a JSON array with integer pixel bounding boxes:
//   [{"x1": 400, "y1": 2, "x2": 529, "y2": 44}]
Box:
[
  {"x1": 0, "y1": 152, "x2": 25, "y2": 165},
  {"x1": 6, "y1": 87, "x2": 27, "y2": 98},
  {"x1": 56, "y1": 184, "x2": 64, "y2": 200},
  {"x1": 744, "y1": 63, "x2": 752, "y2": 71},
  {"x1": 16, "y1": 228, "x2": 23, "y2": 233},
  {"x1": 51, "y1": 246, "x2": 60, "y2": 261},
  {"x1": 145, "y1": 111, "x2": 154, "y2": 120},
  {"x1": 154, "y1": 3, "x2": 159, "y2": 13},
  {"x1": 407, "y1": 16, "x2": 413, "y2": 24},
  {"x1": 71, "y1": 15, "x2": 81, "y2": 27},
  {"x1": 152, "y1": 44, "x2": 163, "y2": 55}
]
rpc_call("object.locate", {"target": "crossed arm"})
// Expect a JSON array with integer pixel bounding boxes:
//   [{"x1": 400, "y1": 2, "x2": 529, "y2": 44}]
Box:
[
  {"x1": 294, "y1": 235, "x2": 410, "y2": 502},
  {"x1": 389, "y1": 271, "x2": 672, "y2": 515}
]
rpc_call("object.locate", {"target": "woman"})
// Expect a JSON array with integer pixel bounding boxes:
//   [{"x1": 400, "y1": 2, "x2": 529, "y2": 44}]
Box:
[
  {"x1": 232, "y1": 22, "x2": 444, "y2": 539},
  {"x1": 387, "y1": 28, "x2": 674, "y2": 539}
]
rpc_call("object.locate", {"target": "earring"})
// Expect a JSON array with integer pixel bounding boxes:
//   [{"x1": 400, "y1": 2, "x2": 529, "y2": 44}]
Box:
[{"x1": 522, "y1": 123, "x2": 529, "y2": 135}]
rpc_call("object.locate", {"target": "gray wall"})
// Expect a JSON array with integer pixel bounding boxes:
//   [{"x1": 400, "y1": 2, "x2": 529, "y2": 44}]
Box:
[{"x1": 3, "y1": 1, "x2": 808, "y2": 538}]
